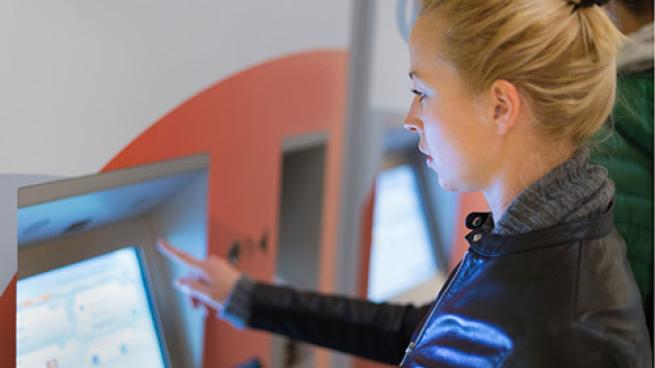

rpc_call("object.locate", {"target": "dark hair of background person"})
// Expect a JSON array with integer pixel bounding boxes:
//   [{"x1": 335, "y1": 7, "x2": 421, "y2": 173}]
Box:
[{"x1": 616, "y1": 0, "x2": 654, "y2": 18}]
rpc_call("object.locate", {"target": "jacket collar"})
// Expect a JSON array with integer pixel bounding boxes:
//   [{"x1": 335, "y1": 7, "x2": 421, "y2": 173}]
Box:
[{"x1": 464, "y1": 204, "x2": 614, "y2": 257}]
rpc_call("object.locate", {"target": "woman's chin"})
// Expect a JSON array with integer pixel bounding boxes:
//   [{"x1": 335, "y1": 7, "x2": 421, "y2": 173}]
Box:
[
  {"x1": 437, "y1": 177, "x2": 459, "y2": 192},
  {"x1": 438, "y1": 174, "x2": 476, "y2": 192}
]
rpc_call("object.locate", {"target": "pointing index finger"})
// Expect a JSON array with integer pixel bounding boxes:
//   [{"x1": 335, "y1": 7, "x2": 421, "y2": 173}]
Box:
[{"x1": 158, "y1": 239, "x2": 205, "y2": 269}]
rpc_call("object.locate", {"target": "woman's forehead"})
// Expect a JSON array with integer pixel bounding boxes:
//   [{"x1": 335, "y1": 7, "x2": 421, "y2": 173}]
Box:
[
  {"x1": 408, "y1": 18, "x2": 448, "y2": 71},
  {"x1": 408, "y1": 35, "x2": 456, "y2": 85}
]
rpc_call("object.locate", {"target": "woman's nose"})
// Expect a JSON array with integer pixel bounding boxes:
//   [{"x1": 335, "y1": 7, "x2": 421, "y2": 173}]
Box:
[
  {"x1": 403, "y1": 100, "x2": 422, "y2": 132},
  {"x1": 403, "y1": 113, "x2": 422, "y2": 133},
  {"x1": 403, "y1": 121, "x2": 419, "y2": 132}
]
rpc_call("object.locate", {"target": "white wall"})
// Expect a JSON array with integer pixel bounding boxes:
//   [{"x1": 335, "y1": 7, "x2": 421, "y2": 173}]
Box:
[
  {"x1": 1, "y1": 0, "x2": 351, "y2": 177},
  {"x1": 369, "y1": 0, "x2": 416, "y2": 116}
]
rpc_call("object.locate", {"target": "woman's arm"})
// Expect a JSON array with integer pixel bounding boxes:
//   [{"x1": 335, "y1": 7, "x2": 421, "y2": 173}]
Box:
[
  {"x1": 158, "y1": 240, "x2": 430, "y2": 364},
  {"x1": 247, "y1": 282, "x2": 430, "y2": 365}
]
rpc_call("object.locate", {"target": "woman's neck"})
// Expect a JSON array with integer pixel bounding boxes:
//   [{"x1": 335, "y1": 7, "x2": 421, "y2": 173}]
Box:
[{"x1": 483, "y1": 142, "x2": 575, "y2": 222}]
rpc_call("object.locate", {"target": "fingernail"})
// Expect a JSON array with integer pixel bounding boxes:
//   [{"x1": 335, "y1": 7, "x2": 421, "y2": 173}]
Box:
[{"x1": 173, "y1": 279, "x2": 187, "y2": 292}]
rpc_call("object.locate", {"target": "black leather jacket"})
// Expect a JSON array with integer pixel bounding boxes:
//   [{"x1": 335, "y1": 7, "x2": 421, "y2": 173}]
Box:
[{"x1": 248, "y1": 208, "x2": 652, "y2": 367}]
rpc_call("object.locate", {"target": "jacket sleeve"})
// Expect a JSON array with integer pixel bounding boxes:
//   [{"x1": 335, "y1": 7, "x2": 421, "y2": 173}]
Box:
[{"x1": 247, "y1": 282, "x2": 431, "y2": 365}]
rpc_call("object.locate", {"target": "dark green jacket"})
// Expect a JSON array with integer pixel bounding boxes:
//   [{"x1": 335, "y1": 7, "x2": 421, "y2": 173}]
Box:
[{"x1": 591, "y1": 68, "x2": 653, "y2": 338}]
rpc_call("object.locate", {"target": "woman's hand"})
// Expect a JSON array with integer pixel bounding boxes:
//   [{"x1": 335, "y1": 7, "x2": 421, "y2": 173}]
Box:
[{"x1": 158, "y1": 239, "x2": 241, "y2": 313}]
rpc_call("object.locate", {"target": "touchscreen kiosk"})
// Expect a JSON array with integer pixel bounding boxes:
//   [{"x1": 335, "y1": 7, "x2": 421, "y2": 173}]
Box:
[
  {"x1": 17, "y1": 247, "x2": 168, "y2": 368},
  {"x1": 367, "y1": 164, "x2": 439, "y2": 302}
]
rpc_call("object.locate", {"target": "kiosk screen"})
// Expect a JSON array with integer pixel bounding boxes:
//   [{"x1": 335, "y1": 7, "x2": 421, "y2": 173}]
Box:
[{"x1": 17, "y1": 247, "x2": 167, "y2": 368}]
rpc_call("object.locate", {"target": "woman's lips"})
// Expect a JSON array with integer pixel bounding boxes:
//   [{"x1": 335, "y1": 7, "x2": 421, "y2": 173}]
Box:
[
  {"x1": 418, "y1": 147, "x2": 433, "y2": 164},
  {"x1": 423, "y1": 152, "x2": 433, "y2": 164}
]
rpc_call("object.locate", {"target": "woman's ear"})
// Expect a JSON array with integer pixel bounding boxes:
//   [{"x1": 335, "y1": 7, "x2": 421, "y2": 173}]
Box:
[{"x1": 488, "y1": 79, "x2": 520, "y2": 136}]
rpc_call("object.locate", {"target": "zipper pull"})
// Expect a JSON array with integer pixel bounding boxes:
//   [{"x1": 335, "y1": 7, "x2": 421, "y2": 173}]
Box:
[{"x1": 399, "y1": 341, "x2": 415, "y2": 366}]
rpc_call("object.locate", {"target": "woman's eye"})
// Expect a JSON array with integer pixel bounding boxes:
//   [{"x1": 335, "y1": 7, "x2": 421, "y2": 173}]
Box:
[{"x1": 411, "y1": 89, "x2": 426, "y2": 101}]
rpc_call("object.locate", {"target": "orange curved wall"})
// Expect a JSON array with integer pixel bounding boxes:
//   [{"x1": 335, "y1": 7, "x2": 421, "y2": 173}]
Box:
[{"x1": 102, "y1": 50, "x2": 348, "y2": 368}]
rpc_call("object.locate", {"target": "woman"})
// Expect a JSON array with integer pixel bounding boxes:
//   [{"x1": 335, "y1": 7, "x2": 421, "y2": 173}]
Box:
[{"x1": 160, "y1": 0, "x2": 652, "y2": 366}]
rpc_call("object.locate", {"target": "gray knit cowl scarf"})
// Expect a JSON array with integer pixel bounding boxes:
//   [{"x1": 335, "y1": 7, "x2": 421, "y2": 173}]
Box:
[{"x1": 493, "y1": 148, "x2": 615, "y2": 235}]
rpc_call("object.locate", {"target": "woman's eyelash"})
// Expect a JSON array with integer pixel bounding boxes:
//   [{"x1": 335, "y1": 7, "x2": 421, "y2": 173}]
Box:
[{"x1": 411, "y1": 89, "x2": 425, "y2": 99}]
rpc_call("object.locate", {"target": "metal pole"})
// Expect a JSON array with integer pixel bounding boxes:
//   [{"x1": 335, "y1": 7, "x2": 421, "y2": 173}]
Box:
[{"x1": 331, "y1": 0, "x2": 379, "y2": 367}]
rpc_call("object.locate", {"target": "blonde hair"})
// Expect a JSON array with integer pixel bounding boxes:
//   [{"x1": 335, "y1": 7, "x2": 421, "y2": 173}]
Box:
[{"x1": 420, "y1": 0, "x2": 625, "y2": 146}]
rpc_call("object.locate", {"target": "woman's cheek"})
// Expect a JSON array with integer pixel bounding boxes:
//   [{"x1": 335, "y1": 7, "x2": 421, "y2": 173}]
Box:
[{"x1": 424, "y1": 120, "x2": 446, "y2": 154}]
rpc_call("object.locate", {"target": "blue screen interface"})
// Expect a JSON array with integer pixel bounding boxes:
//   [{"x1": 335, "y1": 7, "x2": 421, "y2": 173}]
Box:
[
  {"x1": 367, "y1": 164, "x2": 438, "y2": 302},
  {"x1": 17, "y1": 247, "x2": 167, "y2": 368}
]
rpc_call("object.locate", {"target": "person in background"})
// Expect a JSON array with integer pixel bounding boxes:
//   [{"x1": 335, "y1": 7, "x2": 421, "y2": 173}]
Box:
[
  {"x1": 160, "y1": 0, "x2": 652, "y2": 366},
  {"x1": 593, "y1": 0, "x2": 653, "y2": 341}
]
